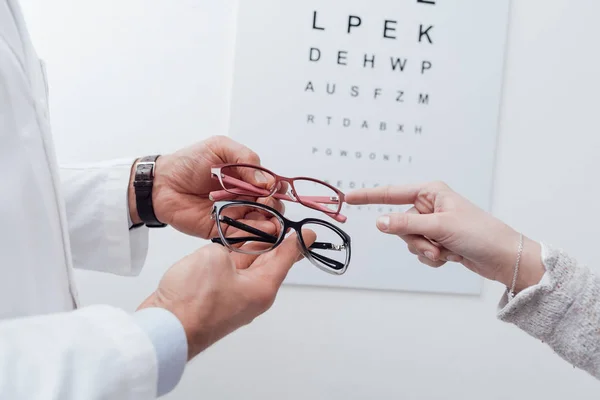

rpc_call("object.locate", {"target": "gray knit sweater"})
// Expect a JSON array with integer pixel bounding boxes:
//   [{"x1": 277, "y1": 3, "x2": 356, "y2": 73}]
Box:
[{"x1": 498, "y1": 243, "x2": 600, "y2": 379}]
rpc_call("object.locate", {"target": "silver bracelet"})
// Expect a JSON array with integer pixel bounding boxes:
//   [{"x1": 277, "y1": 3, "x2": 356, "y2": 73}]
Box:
[{"x1": 507, "y1": 233, "x2": 524, "y2": 301}]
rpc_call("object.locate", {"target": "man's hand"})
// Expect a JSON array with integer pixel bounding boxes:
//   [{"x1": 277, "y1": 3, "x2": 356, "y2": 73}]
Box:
[
  {"x1": 129, "y1": 136, "x2": 282, "y2": 238},
  {"x1": 137, "y1": 230, "x2": 316, "y2": 360}
]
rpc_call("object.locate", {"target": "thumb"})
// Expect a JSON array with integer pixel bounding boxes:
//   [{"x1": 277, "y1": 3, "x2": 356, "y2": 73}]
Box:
[
  {"x1": 250, "y1": 230, "x2": 316, "y2": 286},
  {"x1": 238, "y1": 166, "x2": 277, "y2": 191},
  {"x1": 206, "y1": 136, "x2": 272, "y2": 188},
  {"x1": 376, "y1": 213, "x2": 444, "y2": 240}
]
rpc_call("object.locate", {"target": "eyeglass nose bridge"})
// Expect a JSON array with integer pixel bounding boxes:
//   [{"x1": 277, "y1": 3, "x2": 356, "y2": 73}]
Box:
[
  {"x1": 287, "y1": 187, "x2": 298, "y2": 201},
  {"x1": 293, "y1": 227, "x2": 311, "y2": 259},
  {"x1": 270, "y1": 181, "x2": 298, "y2": 202}
]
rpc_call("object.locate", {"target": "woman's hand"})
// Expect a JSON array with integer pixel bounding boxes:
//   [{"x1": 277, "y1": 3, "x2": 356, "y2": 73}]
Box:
[{"x1": 347, "y1": 181, "x2": 545, "y2": 293}]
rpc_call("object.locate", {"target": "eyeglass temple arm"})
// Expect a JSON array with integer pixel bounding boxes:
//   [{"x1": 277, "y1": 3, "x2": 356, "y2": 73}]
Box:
[
  {"x1": 213, "y1": 236, "x2": 342, "y2": 252},
  {"x1": 214, "y1": 174, "x2": 272, "y2": 197},
  {"x1": 215, "y1": 216, "x2": 345, "y2": 256},
  {"x1": 211, "y1": 239, "x2": 345, "y2": 271},
  {"x1": 212, "y1": 174, "x2": 341, "y2": 204},
  {"x1": 308, "y1": 250, "x2": 346, "y2": 270},
  {"x1": 211, "y1": 189, "x2": 347, "y2": 223},
  {"x1": 210, "y1": 192, "x2": 347, "y2": 224},
  {"x1": 219, "y1": 216, "x2": 278, "y2": 241},
  {"x1": 212, "y1": 236, "x2": 346, "y2": 270},
  {"x1": 309, "y1": 242, "x2": 347, "y2": 251},
  {"x1": 211, "y1": 236, "x2": 275, "y2": 245}
]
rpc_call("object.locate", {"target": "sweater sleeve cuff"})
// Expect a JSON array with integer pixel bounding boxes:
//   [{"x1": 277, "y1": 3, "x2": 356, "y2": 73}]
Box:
[
  {"x1": 496, "y1": 242, "x2": 580, "y2": 340},
  {"x1": 132, "y1": 308, "x2": 188, "y2": 397}
]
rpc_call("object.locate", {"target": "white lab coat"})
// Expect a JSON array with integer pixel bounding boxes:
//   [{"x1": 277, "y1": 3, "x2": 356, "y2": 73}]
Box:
[{"x1": 0, "y1": 1, "x2": 160, "y2": 398}]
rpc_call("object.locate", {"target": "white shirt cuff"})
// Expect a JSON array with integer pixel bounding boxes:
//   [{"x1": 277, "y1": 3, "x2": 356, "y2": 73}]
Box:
[{"x1": 132, "y1": 308, "x2": 188, "y2": 397}]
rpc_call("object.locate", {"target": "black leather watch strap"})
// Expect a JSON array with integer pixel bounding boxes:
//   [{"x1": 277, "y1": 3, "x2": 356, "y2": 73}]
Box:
[{"x1": 133, "y1": 155, "x2": 167, "y2": 228}]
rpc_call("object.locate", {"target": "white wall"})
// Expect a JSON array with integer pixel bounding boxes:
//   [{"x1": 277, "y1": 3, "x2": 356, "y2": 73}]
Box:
[{"x1": 19, "y1": 0, "x2": 600, "y2": 398}]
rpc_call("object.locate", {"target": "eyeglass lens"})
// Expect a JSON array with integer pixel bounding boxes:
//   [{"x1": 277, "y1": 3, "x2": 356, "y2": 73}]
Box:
[
  {"x1": 217, "y1": 203, "x2": 348, "y2": 272},
  {"x1": 220, "y1": 165, "x2": 278, "y2": 196},
  {"x1": 292, "y1": 178, "x2": 341, "y2": 213},
  {"x1": 218, "y1": 203, "x2": 283, "y2": 254},
  {"x1": 300, "y1": 221, "x2": 348, "y2": 272},
  {"x1": 219, "y1": 165, "x2": 341, "y2": 215}
]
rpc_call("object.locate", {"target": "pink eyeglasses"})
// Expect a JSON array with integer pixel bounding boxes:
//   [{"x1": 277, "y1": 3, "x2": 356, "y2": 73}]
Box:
[{"x1": 209, "y1": 163, "x2": 347, "y2": 223}]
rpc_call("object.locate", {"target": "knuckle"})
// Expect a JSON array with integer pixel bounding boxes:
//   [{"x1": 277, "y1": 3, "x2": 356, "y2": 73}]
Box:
[
  {"x1": 381, "y1": 186, "x2": 394, "y2": 204},
  {"x1": 240, "y1": 149, "x2": 261, "y2": 165},
  {"x1": 205, "y1": 135, "x2": 228, "y2": 145},
  {"x1": 431, "y1": 180, "x2": 449, "y2": 190},
  {"x1": 383, "y1": 187, "x2": 391, "y2": 203},
  {"x1": 200, "y1": 243, "x2": 230, "y2": 264},
  {"x1": 378, "y1": 187, "x2": 388, "y2": 203},
  {"x1": 249, "y1": 150, "x2": 261, "y2": 164}
]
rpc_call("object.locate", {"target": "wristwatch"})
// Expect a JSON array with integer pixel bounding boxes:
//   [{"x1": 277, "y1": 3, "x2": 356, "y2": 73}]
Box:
[{"x1": 133, "y1": 155, "x2": 167, "y2": 228}]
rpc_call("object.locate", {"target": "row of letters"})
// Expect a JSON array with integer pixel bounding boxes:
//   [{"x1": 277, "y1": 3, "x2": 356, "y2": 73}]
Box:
[
  {"x1": 304, "y1": 82, "x2": 431, "y2": 104},
  {"x1": 308, "y1": 48, "x2": 433, "y2": 74},
  {"x1": 307, "y1": 115, "x2": 425, "y2": 134},
  {"x1": 311, "y1": 147, "x2": 413, "y2": 163}
]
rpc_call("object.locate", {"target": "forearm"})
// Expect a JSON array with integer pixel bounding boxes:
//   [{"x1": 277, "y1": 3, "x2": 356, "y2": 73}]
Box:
[
  {"x1": 494, "y1": 235, "x2": 546, "y2": 294},
  {"x1": 0, "y1": 305, "x2": 158, "y2": 399},
  {"x1": 498, "y1": 243, "x2": 600, "y2": 379}
]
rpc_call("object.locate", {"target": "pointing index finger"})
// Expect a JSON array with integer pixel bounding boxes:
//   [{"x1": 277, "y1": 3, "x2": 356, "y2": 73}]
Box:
[{"x1": 345, "y1": 184, "x2": 423, "y2": 205}]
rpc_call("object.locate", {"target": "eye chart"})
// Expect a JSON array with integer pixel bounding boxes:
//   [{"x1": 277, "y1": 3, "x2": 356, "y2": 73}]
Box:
[{"x1": 228, "y1": 0, "x2": 510, "y2": 294}]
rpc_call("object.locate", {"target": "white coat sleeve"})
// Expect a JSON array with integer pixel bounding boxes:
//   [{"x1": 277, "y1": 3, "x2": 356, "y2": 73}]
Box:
[
  {"x1": 0, "y1": 305, "x2": 159, "y2": 400},
  {"x1": 60, "y1": 160, "x2": 150, "y2": 276}
]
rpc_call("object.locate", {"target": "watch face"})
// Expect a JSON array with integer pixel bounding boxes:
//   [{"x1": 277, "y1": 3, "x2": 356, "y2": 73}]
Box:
[
  {"x1": 136, "y1": 157, "x2": 158, "y2": 178},
  {"x1": 136, "y1": 163, "x2": 153, "y2": 180}
]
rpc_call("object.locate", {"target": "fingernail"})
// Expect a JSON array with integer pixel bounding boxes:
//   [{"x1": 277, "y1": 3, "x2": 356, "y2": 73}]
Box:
[
  {"x1": 254, "y1": 170, "x2": 267, "y2": 183},
  {"x1": 447, "y1": 255, "x2": 462, "y2": 262},
  {"x1": 377, "y1": 216, "x2": 390, "y2": 231},
  {"x1": 424, "y1": 251, "x2": 436, "y2": 261}
]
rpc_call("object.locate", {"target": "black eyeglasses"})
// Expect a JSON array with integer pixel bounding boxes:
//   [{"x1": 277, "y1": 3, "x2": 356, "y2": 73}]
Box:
[{"x1": 210, "y1": 200, "x2": 351, "y2": 275}]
